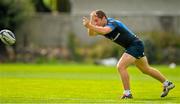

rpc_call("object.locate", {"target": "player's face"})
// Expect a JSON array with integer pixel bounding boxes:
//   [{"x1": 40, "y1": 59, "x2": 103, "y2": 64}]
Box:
[{"x1": 94, "y1": 17, "x2": 106, "y2": 26}]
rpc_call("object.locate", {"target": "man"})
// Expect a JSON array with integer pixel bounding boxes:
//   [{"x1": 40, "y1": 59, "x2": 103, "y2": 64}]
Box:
[{"x1": 82, "y1": 10, "x2": 175, "y2": 99}]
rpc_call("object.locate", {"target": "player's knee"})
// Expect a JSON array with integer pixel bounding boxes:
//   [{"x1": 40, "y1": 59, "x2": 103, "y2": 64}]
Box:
[{"x1": 117, "y1": 64, "x2": 126, "y2": 72}]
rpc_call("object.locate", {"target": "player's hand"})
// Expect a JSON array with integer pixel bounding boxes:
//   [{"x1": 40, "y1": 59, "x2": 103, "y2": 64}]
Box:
[{"x1": 83, "y1": 17, "x2": 90, "y2": 28}]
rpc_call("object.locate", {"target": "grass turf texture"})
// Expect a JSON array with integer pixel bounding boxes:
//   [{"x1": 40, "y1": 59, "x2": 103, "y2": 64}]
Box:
[{"x1": 0, "y1": 64, "x2": 179, "y2": 103}]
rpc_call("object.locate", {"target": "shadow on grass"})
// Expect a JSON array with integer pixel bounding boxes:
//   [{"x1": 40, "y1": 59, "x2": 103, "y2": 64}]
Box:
[{"x1": 1, "y1": 97, "x2": 180, "y2": 103}]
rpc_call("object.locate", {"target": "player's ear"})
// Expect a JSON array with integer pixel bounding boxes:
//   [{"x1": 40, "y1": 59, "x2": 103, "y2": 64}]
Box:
[{"x1": 102, "y1": 16, "x2": 106, "y2": 21}]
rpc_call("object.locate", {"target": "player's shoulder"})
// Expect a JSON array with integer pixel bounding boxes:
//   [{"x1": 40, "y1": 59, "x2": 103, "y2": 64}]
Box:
[
  {"x1": 107, "y1": 18, "x2": 116, "y2": 23},
  {"x1": 107, "y1": 18, "x2": 122, "y2": 25},
  {"x1": 106, "y1": 18, "x2": 118, "y2": 30}
]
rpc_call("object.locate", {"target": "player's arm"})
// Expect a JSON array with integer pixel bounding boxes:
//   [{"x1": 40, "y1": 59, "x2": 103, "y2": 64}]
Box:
[
  {"x1": 87, "y1": 23, "x2": 112, "y2": 35},
  {"x1": 88, "y1": 29, "x2": 97, "y2": 36},
  {"x1": 87, "y1": 19, "x2": 97, "y2": 36},
  {"x1": 87, "y1": 12, "x2": 98, "y2": 36},
  {"x1": 83, "y1": 17, "x2": 112, "y2": 35}
]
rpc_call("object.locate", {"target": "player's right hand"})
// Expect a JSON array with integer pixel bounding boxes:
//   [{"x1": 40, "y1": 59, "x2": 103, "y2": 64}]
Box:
[{"x1": 83, "y1": 17, "x2": 90, "y2": 28}]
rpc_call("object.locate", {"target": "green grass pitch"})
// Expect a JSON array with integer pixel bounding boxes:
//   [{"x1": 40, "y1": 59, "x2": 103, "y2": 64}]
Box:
[{"x1": 0, "y1": 64, "x2": 179, "y2": 103}]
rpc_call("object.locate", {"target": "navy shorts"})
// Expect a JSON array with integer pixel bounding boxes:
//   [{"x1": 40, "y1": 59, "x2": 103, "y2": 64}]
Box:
[{"x1": 125, "y1": 40, "x2": 145, "y2": 59}]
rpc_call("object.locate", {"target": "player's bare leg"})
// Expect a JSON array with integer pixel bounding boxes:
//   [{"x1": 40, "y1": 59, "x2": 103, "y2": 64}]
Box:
[
  {"x1": 134, "y1": 56, "x2": 175, "y2": 97},
  {"x1": 134, "y1": 56, "x2": 166, "y2": 82},
  {"x1": 117, "y1": 53, "x2": 136, "y2": 99}
]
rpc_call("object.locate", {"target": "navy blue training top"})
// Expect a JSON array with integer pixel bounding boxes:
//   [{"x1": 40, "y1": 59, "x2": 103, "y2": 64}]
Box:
[{"x1": 104, "y1": 18, "x2": 139, "y2": 48}]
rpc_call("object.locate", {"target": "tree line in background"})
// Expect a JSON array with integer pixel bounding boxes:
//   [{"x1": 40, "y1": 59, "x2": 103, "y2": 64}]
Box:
[
  {"x1": 0, "y1": 0, "x2": 70, "y2": 62},
  {"x1": 0, "y1": 0, "x2": 179, "y2": 64},
  {"x1": 32, "y1": 0, "x2": 71, "y2": 13}
]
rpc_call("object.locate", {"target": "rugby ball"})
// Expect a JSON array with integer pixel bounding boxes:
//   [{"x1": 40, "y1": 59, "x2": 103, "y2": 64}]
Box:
[{"x1": 0, "y1": 29, "x2": 16, "y2": 45}]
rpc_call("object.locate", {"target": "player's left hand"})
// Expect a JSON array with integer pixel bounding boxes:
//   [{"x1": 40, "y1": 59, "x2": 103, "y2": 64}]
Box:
[{"x1": 83, "y1": 17, "x2": 90, "y2": 28}]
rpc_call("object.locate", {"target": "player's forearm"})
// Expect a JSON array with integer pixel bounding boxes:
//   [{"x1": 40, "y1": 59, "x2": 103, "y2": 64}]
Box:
[
  {"x1": 87, "y1": 23, "x2": 108, "y2": 35},
  {"x1": 88, "y1": 29, "x2": 97, "y2": 36},
  {"x1": 88, "y1": 17, "x2": 97, "y2": 36}
]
